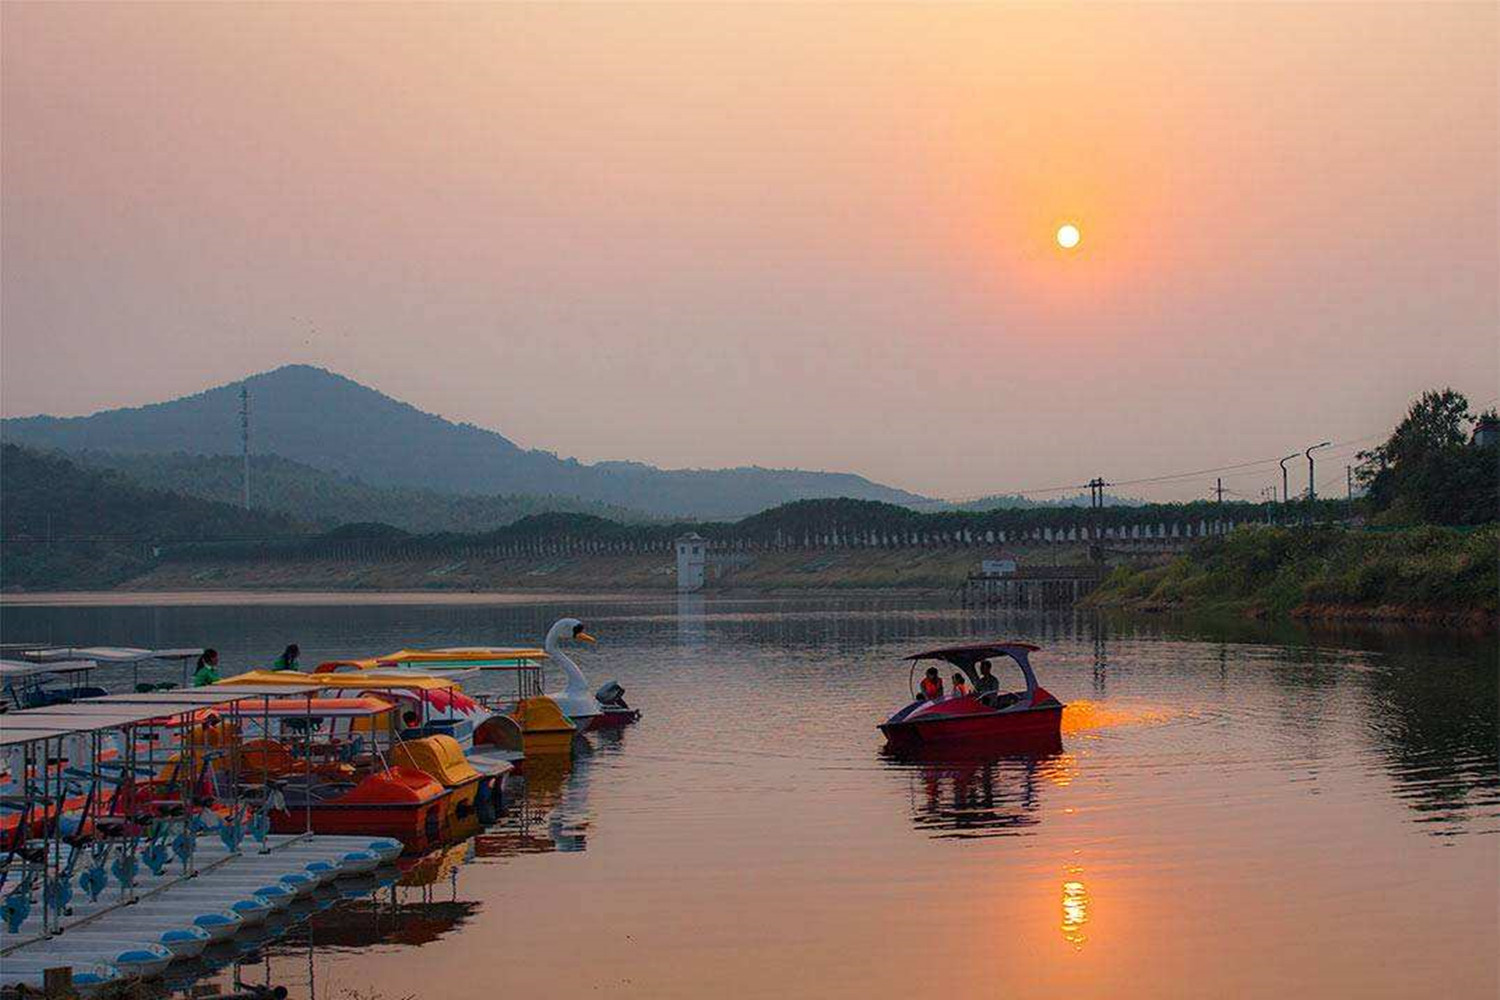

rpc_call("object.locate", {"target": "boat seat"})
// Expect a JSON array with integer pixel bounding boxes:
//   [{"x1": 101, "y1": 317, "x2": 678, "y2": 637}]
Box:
[
  {"x1": 278, "y1": 776, "x2": 357, "y2": 805},
  {"x1": 96, "y1": 762, "x2": 160, "y2": 777}
]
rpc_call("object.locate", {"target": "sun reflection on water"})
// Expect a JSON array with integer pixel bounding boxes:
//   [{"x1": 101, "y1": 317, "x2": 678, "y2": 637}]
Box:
[
  {"x1": 1062, "y1": 699, "x2": 1178, "y2": 735},
  {"x1": 1038, "y1": 752, "x2": 1079, "y2": 787},
  {"x1": 1060, "y1": 865, "x2": 1090, "y2": 950}
]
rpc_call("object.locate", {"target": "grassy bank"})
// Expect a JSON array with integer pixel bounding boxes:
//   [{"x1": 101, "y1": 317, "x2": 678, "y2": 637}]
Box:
[
  {"x1": 1085, "y1": 525, "x2": 1498, "y2": 628},
  {"x1": 114, "y1": 543, "x2": 1095, "y2": 594}
]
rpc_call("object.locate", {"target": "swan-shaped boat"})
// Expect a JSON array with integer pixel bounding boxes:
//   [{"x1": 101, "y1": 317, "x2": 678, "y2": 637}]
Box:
[
  {"x1": 306, "y1": 618, "x2": 640, "y2": 732},
  {"x1": 879, "y1": 642, "x2": 1064, "y2": 750},
  {"x1": 540, "y1": 618, "x2": 639, "y2": 731}
]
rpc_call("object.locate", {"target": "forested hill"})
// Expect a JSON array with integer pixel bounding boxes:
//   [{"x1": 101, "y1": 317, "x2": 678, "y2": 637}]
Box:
[
  {"x1": 0, "y1": 445, "x2": 303, "y2": 589},
  {"x1": 1, "y1": 365, "x2": 928, "y2": 518},
  {"x1": 68, "y1": 450, "x2": 653, "y2": 533}
]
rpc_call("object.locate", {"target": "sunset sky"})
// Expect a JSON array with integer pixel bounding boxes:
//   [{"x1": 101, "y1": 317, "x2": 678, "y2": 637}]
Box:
[{"x1": 3, "y1": 3, "x2": 1495, "y2": 500}]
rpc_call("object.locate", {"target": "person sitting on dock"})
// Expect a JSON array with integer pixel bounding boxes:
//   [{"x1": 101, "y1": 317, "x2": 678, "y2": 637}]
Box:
[
  {"x1": 975, "y1": 660, "x2": 1000, "y2": 698},
  {"x1": 273, "y1": 644, "x2": 301, "y2": 671},
  {"x1": 951, "y1": 673, "x2": 970, "y2": 698},
  {"x1": 918, "y1": 667, "x2": 944, "y2": 701},
  {"x1": 192, "y1": 648, "x2": 221, "y2": 686}
]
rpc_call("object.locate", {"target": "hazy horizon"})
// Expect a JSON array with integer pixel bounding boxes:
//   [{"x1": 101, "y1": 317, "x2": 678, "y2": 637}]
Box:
[{"x1": 3, "y1": 3, "x2": 1496, "y2": 501}]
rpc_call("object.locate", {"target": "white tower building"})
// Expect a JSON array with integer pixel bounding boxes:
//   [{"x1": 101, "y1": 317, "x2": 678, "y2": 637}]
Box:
[{"x1": 675, "y1": 533, "x2": 707, "y2": 592}]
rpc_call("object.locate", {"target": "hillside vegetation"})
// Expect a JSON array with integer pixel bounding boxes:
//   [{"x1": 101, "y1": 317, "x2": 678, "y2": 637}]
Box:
[
  {"x1": 69, "y1": 450, "x2": 651, "y2": 532},
  {"x1": 0, "y1": 445, "x2": 304, "y2": 590},
  {"x1": 1087, "y1": 525, "x2": 1498, "y2": 626}
]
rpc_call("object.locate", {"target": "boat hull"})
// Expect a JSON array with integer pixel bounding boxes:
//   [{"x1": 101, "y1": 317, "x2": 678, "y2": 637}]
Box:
[
  {"x1": 268, "y1": 768, "x2": 450, "y2": 853},
  {"x1": 268, "y1": 800, "x2": 445, "y2": 852},
  {"x1": 583, "y1": 708, "x2": 640, "y2": 731},
  {"x1": 880, "y1": 703, "x2": 1064, "y2": 750}
]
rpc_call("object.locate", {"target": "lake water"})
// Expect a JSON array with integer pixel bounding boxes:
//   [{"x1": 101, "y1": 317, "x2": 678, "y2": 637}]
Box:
[{"x1": 3, "y1": 594, "x2": 1496, "y2": 999}]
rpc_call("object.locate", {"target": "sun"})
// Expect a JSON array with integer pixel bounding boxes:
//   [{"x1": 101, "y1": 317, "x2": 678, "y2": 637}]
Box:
[{"x1": 1056, "y1": 224, "x2": 1081, "y2": 249}]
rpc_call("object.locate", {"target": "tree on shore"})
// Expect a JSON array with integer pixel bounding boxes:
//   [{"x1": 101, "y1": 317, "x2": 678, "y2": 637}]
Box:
[{"x1": 1356, "y1": 390, "x2": 1498, "y2": 526}]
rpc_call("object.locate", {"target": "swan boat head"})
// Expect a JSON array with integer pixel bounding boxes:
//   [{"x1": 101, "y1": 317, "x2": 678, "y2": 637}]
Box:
[{"x1": 542, "y1": 618, "x2": 637, "y2": 729}]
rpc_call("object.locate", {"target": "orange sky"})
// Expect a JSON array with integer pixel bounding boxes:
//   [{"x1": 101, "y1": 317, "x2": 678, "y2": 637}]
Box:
[{"x1": 2, "y1": 3, "x2": 1495, "y2": 498}]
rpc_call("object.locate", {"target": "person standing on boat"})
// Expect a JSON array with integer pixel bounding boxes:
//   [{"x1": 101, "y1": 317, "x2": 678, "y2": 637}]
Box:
[
  {"x1": 192, "y1": 648, "x2": 221, "y2": 686},
  {"x1": 975, "y1": 660, "x2": 1000, "y2": 697},
  {"x1": 951, "y1": 673, "x2": 970, "y2": 698},
  {"x1": 273, "y1": 644, "x2": 301, "y2": 671},
  {"x1": 919, "y1": 667, "x2": 944, "y2": 701}
]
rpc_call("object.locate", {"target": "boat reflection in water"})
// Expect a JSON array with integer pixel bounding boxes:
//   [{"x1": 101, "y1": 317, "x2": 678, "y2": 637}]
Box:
[
  {"x1": 201, "y1": 733, "x2": 625, "y2": 995},
  {"x1": 882, "y1": 732, "x2": 1068, "y2": 839},
  {"x1": 474, "y1": 727, "x2": 616, "y2": 858}
]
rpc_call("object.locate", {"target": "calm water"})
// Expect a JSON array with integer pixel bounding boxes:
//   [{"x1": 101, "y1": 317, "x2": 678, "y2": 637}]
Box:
[{"x1": 3, "y1": 594, "x2": 1496, "y2": 999}]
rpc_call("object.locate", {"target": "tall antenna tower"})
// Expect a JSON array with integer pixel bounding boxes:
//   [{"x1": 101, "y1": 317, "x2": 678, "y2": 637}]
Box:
[{"x1": 240, "y1": 383, "x2": 251, "y2": 510}]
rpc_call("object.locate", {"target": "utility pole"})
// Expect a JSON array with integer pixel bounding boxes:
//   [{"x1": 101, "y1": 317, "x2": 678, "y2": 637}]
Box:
[
  {"x1": 1215, "y1": 478, "x2": 1224, "y2": 504},
  {"x1": 1087, "y1": 477, "x2": 1107, "y2": 563},
  {"x1": 1305, "y1": 441, "x2": 1331, "y2": 503},
  {"x1": 1346, "y1": 465, "x2": 1353, "y2": 503},
  {"x1": 1278, "y1": 453, "x2": 1297, "y2": 504},
  {"x1": 240, "y1": 383, "x2": 251, "y2": 511}
]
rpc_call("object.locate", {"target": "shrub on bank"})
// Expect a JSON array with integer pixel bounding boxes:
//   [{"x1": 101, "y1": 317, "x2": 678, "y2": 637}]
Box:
[{"x1": 1090, "y1": 524, "x2": 1498, "y2": 617}]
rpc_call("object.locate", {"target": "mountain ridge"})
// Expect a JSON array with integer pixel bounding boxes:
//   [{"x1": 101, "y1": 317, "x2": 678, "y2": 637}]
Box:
[{"x1": 1, "y1": 365, "x2": 928, "y2": 518}]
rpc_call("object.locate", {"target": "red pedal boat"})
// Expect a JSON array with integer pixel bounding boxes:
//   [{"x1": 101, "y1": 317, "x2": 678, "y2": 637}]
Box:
[{"x1": 879, "y1": 642, "x2": 1064, "y2": 750}]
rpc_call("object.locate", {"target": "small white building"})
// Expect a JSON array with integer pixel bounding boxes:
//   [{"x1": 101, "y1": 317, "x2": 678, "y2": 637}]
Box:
[
  {"x1": 980, "y1": 551, "x2": 1019, "y2": 577},
  {"x1": 1473, "y1": 415, "x2": 1499, "y2": 449},
  {"x1": 675, "y1": 532, "x2": 707, "y2": 592}
]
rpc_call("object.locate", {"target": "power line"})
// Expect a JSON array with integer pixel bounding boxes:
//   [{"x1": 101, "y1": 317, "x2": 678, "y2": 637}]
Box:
[{"x1": 929, "y1": 422, "x2": 1417, "y2": 506}]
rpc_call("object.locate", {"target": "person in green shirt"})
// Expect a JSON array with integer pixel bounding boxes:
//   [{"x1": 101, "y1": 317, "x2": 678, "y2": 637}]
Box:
[
  {"x1": 273, "y1": 644, "x2": 301, "y2": 671},
  {"x1": 192, "y1": 648, "x2": 221, "y2": 687}
]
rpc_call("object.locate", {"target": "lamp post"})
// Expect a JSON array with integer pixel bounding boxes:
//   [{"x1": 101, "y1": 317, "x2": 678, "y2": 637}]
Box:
[
  {"x1": 1278, "y1": 454, "x2": 1298, "y2": 503},
  {"x1": 1305, "y1": 441, "x2": 1331, "y2": 502}
]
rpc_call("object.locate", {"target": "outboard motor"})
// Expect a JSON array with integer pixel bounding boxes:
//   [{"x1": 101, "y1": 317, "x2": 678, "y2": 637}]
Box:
[{"x1": 595, "y1": 681, "x2": 629, "y2": 709}]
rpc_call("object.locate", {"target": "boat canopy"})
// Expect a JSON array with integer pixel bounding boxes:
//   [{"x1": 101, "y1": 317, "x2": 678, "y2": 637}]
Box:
[
  {"x1": 218, "y1": 670, "x2": 467, "y2": 693},
  {"x1": 314, "y1": 648, "x2": 545, "y2": 673},
  {"x1": 0, "y1": 659, "x2": 96, "y2": 679},
  {"x1": 904, "y1": 642, "x2": 1044, "y2": 696},
  {"x1": 1, "y1": 724, "x2": 80, "y2": 747},
  {"x1": 100, "y1": 685, "x2": 310, "y2": 705},
  {"x1": 905, "y1": 642, "x2": 1041, "y2": 666},
  {"x1": 0, "y1": 685, "x2": 312, "y2": 732},
  {"x1": 216, "y1": 671, "x2": 479, "y2": 714},
  {"x1": 1, "y1": 703, "x2": 204, "y2": 732},
  {"x1": 418, "y1": 647, "x2": 544, "y2": 660},
  {"x1": 22, "y1": 647, "x2": 203, "y2": 663},
  {"x1": 235, "y1": 696, "x2": 397, "y2": 718}
]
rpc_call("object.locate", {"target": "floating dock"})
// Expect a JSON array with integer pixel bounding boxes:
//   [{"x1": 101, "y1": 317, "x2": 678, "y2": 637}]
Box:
[{"x1": 0, "y1": 685, "x2": 399, "y2": 993}]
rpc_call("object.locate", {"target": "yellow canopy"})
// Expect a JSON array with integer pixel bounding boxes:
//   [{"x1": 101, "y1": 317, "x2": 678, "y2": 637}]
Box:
[
  {"x1": 216, "y1": 670, "x2": 470, "y2": 693},
  {"x1": 382, "y1": 648, "x2": 546, "y2": 662},
  {"x1": 315, "y1": 648, "x2": 546, "y2": 672}
]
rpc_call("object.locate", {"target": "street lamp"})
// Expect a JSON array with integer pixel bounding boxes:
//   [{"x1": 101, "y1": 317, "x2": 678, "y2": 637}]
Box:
[
  {"x1": 1278, "y1": 453, "x2": 1298, "y2": 503},
  {"x1": 1305, "y1": 441, "x2": 1331, "y2": 501}
]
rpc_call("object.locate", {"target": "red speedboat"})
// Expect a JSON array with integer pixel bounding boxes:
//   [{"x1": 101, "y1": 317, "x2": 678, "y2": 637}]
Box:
[{"x1": 879, "y1": 642, "x2": 1064, "y2": 750}]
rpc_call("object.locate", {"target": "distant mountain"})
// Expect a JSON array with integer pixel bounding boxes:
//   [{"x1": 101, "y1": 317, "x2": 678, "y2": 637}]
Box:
[
  {"x1": 1, "y1": 365, "x2": 928, "y2": 518},
  {"x1": 67, "y1": 450, "x2": 653, "y2": 533},
  {"x1": 0, "y1": 444, "x2": 303, "y2": 589}
]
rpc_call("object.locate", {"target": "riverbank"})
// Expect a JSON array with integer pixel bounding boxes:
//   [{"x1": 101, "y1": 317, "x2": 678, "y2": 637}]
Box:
[
  {"x1": 95, "y1": 543, "x2": 1094, "y2": 595},
  {"x1": 1083, "y1": 525, "x2": 1498, "y2": 630}
]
